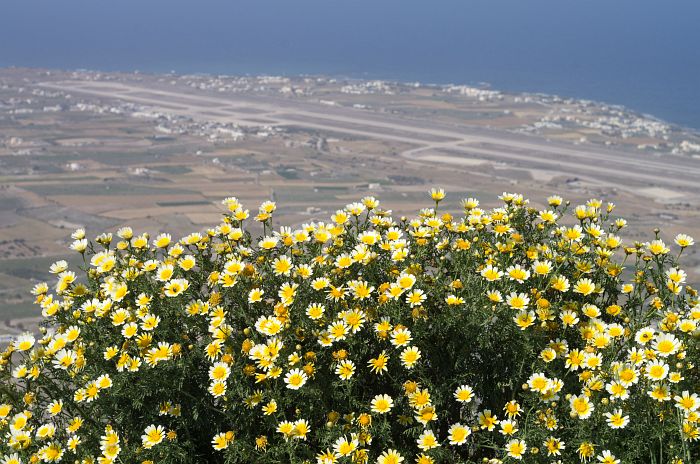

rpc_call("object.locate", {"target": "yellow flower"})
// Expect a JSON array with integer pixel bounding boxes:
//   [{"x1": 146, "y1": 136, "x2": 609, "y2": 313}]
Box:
[
  {"x1": 211, "y1": 431, "x2": 234, "y2": 451},
  {"x1": 400, "y1": 346, "x2": 421, "y2": 369},
  {"x1": 417, "y1": 429, "x2": 439, "y2": 451},
  {"x1": 335, "y1": 360, "x2": 356, "y2": 380},
  {"x1": 163, "y1": 278, "x2": 189, "y2": 297},
  {"x1": 368, "y1": 351, "x2": 390, "y2": 375},
  {"x1": 505, "y1": 438, "x2": 527, "y2": 460},
  {"x1": 480, "y1": 265, "x2": 503, "y2": 281},
  {"x1": 597, "y1": 450, "x2": 620, "y2": 464},
  {"x1": 675, "y1": 233, "x2": 694, "y2": 248},
  {"x1": 674, "y1": 391, "x2": 700, "y2": 413},
  {"x1": 305, "y1": 303, "x2": 325, "y2": 320},
  {"x1": 573, "y1": 278, "x2": 596, "y2": 296},
  {"x1": 333, "y1": 436, "x2": 358, "y2": 456},
  {"x1": 478, "y1": 409, "x2": 499, "y2": 430},
  {"x1": 41, "y1": 442, "x2": 64, "y2": 462},
  {"x1": 454, "y1": 385, "x2": 474, "y2": 403},
  {"x1": 506, "y1": 264, "x2": 530, "y2": 283},
  {"x1": 153, "y1": 233, "x2": 171, "y2": 248},
  {"x1": 499, "y1": 419, "x2": 518, "y2": 436},
  {"x1": 429, "y1": 188, "x2": 446, "y2": 201},
  {"x1": 507, "y1": 292, "x2": 530, "y2": 310},
  {"x1": 514, "y1": 310, "x2": 536, "y2": 330},
  {"x1": 486, "y1": 290, "x2": 503, "y2": 302},
  {"x1": 544, "y1": 436, "x2": 565, "y2": 456},
  {"x1": 377, "y1": 448, "x2": 403, "y2": 464},
  {"x1": 258, "y1": 236, "x2": 279, "y2": 250},
  {"x1": 653, "y1": 333, "x2": 681, "y2": 357},
  {"x1": 390, "y1": 327, "x2": 412, "y2": 347},
  {"x1": 570, "y1": 394, "x2": 594, "y2": 419},
  {"x1": 292, "y1": 419, "x2": 310, "y2": 440},
  {"x1": 284, "y1": 368, "x2": 308, "y2": 390},
  {"x1": 448, "y1": 423, "x2": 470, "y2": 445},
  {"x1": 604, "y1": 409, "x2": 629, "y2": 429},
  {"x1": 371, "y1": 394, "x2": 394, "y2": 414},
  {"x1": 141, "y1": 425, "x2": 165, "y2": 449}
]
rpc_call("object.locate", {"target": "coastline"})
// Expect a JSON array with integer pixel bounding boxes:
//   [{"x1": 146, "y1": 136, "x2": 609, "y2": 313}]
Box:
[{"x1": 1, "y1": 64, "x2": 697, "y2": 134}]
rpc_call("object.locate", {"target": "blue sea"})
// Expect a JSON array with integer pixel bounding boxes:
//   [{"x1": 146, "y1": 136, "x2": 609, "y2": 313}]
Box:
[{"x1": 1, "y1": 0, "x2": 699, "y2": 129}]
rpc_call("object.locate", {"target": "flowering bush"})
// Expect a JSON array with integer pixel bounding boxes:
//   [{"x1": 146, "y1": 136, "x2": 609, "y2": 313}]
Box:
[{"x1": 1, "y1": 190, "x2": 699, "y2": 464}]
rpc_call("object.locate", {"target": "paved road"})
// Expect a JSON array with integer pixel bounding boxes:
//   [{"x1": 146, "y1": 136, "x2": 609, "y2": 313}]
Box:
[{"x1": 41, "y1": 80, "x2": 700, "y2": 196}]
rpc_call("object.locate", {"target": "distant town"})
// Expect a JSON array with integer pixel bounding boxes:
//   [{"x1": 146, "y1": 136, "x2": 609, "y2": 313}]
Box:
[{"x1": 4, "y1": 69, "x2": 700, "y2": 155}]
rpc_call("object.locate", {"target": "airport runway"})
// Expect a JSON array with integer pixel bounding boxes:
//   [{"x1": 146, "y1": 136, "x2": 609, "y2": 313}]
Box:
[{"x1": 40, "y1": 80, "x2": 700, "y2": 198}]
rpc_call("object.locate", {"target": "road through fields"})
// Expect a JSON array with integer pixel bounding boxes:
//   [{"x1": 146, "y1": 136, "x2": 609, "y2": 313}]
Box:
[{"x1": 41, "y1": 81, "x2": 700, "y2": 198}]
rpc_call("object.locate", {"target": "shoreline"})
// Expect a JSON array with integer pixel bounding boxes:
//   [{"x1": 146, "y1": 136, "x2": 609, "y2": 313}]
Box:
[{"x1": 2, "y1": 65, "x2": 698, "y2": 135}]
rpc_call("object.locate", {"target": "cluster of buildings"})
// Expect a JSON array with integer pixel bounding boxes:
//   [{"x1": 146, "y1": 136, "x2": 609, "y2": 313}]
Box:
[
  {"x1": 8, "y1": 82, "x2": 279, "y2": 144},
  {"x1": 340, "y1": 80, "x2": 401, "y2": 95},
  {"x1": 514, "y1": 97, "x2": 700, "y2": 154},
  {"x1": 674, "y1": 140, "x2": 700, "y2": 156},
  {"x1": 444, "y1": 85, "x2": 503, "y2": 101}
]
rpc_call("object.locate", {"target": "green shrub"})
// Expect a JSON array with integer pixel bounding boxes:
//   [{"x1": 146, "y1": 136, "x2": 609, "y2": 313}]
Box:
[{"x1": 1, "y1": 190, "x2": 698, "y2": 464}]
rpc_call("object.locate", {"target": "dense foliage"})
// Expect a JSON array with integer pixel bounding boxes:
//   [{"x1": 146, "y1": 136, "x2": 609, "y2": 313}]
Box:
[{"x1": 1, "y1": 190, "x2": 698, "y2": 464}]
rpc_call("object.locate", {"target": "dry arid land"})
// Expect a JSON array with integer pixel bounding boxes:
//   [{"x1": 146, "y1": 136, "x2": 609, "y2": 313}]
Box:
[{"x1": 1, "y1": 67, "x2": 700, "y2": 338}]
